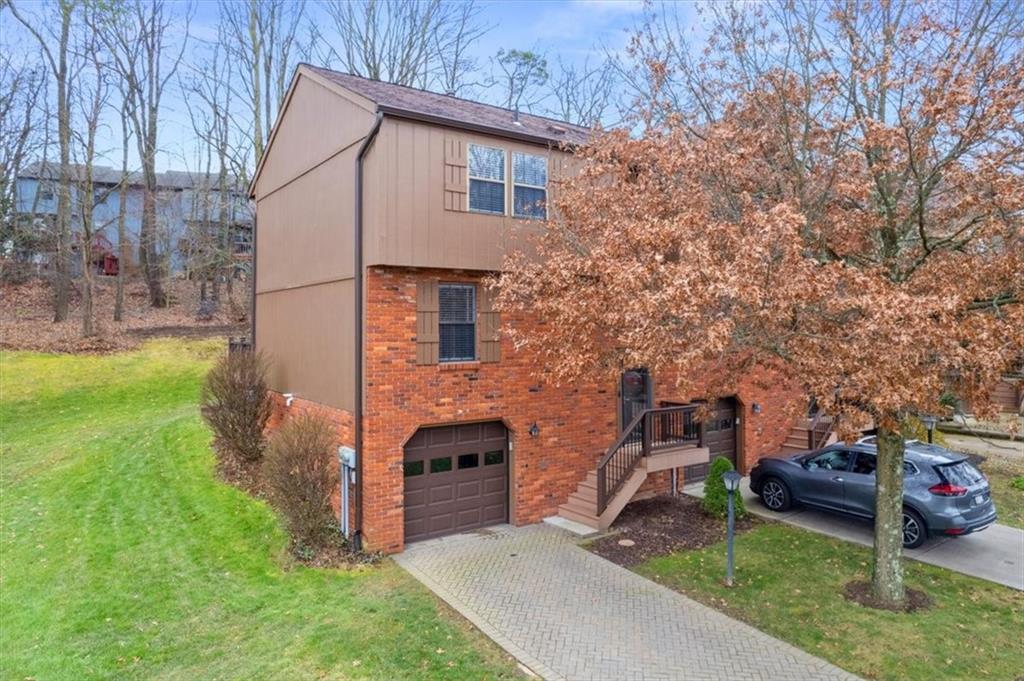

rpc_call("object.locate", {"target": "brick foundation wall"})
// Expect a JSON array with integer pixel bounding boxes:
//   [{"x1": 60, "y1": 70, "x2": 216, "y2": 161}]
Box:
[{"x1": 266, "y1": 391, "x2": 356, "y2": 525}]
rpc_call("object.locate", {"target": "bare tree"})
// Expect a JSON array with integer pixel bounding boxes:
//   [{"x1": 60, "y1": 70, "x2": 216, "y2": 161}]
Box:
[
  {"x1": 8, "y1": 0, "x2": 78, "y2": 321},
  {"x1": 433, "y1": 1, "x2": 490, "y2": 97},
  {"x1": 492, "y1": 48, "x2": 548, "y2": 115},
  {"x1": 69, "y1": 15, "x2": 114, "y2": 337},
  {"x1": 98, "y1": 0, "x2": 190, "y2": 308},
  {"x1": 546, "y1": 56, "x2": 617, "y2": 127},
  {"x1": 317, "y1": 0, "x2": 488, "y2": 92},
  {"x1": 219, "y1": 0, "x2": 306, "y2": 163},
  {"x1": 113, "y1": 90, "x2": 132, "y2": 322}
]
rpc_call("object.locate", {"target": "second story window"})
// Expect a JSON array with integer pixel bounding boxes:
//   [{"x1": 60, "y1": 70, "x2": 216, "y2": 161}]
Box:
[
  {"x1": 513, "y1": 152, "x2": 547, "y2": 219},
  {"x1": 439, "y1": 283, "x2": 476, "y2": 362},
  {"x1": 468, "y1": 144, "x2": 505, "y2": 214}
]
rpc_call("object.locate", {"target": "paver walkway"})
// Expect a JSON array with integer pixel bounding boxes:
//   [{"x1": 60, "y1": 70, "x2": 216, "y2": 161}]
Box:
[
  {"x1": 685, "y1": 479, "x2": 1024, "y2": 591},
  {"x1": 395, "y1": 524, "x2": 859, "y2": 681}
]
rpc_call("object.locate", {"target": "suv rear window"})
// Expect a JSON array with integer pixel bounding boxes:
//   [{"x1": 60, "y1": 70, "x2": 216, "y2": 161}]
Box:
[{"x1": 936, "y1": 461, "x2": 984, "y2": 487}]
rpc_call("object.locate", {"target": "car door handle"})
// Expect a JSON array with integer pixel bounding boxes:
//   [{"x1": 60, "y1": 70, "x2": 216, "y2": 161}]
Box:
[{"x1": 831, "y1": 476, "x2": 844, "y2": 482}]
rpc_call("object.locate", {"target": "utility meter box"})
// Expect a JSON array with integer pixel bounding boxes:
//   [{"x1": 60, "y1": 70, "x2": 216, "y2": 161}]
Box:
[{"x1": 338, "y1": 446, "x2": 356, "y2": 470}]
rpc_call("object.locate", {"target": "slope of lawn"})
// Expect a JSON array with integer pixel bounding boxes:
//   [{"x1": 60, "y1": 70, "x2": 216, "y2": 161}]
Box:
[
  {"x1": 0, "y1": 340, "x2": 519, "y2": 680},
  {"x1": 638, "y1": 523, "x2": 1024, "y2": 681}
]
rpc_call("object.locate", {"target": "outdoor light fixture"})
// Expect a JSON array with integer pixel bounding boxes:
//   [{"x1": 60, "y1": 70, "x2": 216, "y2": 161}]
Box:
[
  {"x1": 922, "y1": 415, "x2": 938, "y2": 443},
  {"x1": 751, "y1": 403, "x2": 762, "y2": 414},
  {"x1": 528, "y1": 422, "x2": 540, "y2": 438},
  {"x1": 723, "y1": 470, "x2": 742, "y2": 587}
]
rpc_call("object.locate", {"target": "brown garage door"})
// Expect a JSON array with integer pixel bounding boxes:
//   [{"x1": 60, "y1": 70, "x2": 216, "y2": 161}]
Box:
[
  {"x1": 684, "y1": 398, "x2": 738, "y2": 482},
  {"x1": 403, "y1": 421, "x2": 508, "y2": 543}
]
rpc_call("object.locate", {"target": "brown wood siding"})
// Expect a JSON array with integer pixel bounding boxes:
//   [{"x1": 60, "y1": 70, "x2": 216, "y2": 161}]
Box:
[
  {"x1": 416, "y1": 279, "x2": 439, "y2": 365},
  {"x1": 256, "y1": 147, "x2": 358, "y2": 293},
  {"x1": 256, "y1": 279, "x2": 356, "y2": 411},
  {"x1": 362, "y1": 118, "x2": 570, "y2": 272},
  {"x1": 254, "y1": 75, "x2": 375, "y2": 198},
  {"x1": 254, "y1": 72, "x2": 376, "y2": 412}
]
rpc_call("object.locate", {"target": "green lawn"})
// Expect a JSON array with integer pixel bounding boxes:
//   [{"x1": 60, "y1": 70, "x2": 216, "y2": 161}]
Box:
[
  {"x1": 638, "y1": 524, "x2": 1024, "y2": 681},
  {"x1": 979, "y1": 458, "x2": 1024, "y2": 530},
  {"x1": 0, "y1": 340, "x2": 519, "y2": 680}
]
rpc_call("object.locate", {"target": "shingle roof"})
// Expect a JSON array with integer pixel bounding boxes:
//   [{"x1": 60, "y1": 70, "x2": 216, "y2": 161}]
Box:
[
  {"x1": 19, "y1": 162, "x2": 246, "y2": 191},
  {"x1": 306, "y1": 65, "x2": 592, "y2": 146}
]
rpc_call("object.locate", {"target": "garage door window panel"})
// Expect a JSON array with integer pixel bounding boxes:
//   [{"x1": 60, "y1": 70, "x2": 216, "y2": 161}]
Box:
[{"x1": 430, "y1": 456, "x2": 453, "y2": 474}]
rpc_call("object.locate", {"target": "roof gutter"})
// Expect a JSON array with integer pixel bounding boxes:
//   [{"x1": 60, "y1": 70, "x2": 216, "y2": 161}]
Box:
[
  {"x1": 375, "y1": 104, "x2": 582, "y2": 149},
  {"x1": 352, "y1": 112, "x2": 384, "y2": 551}
]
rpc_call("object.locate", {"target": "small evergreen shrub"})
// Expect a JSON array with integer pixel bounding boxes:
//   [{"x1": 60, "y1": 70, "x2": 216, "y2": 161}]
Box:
[
  {"x1": 200, "y1": 349, "x2": 273, "y2": 461},
  {"x1": 262, "y1": 412, "x2": 337, "y2": 549},
  {"x1": 701, "y1": 456, "x2": 747, "y2": 519}
]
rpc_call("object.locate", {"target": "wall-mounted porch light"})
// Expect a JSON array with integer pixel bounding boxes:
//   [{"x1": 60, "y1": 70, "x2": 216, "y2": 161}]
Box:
[
  {"x1": 751, "y1": 403, "x2": 762, "y2": 414},
  {"x1": 528, "y1": 422, "x2": 540, "y2": 437}
]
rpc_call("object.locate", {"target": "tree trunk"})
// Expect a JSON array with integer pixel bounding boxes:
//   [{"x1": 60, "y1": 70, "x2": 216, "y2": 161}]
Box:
[
  {"x1": 139, "y1": 183, "x2": 166, "y2": 307},
  {"x1": 114, "y1": 113, "x2": 129, "y2": 322},
  {"x1": 52, "y1": 8, "x2": 72, "y2": 323},
  {"x1": 81, "y1": 245, "x2": 94, "y2": 336},
  {"x1": 871, "y1": 423, "x2": 906, "y2": 606}
]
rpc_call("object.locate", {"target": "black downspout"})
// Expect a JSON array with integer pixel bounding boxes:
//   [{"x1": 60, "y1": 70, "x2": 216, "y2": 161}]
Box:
[
  {"x1": 249, "y1": 211, "x2": 257, "y2": 349},
  {"x1": 352, "y1": 113, "x2": 384, "y2": 551}
]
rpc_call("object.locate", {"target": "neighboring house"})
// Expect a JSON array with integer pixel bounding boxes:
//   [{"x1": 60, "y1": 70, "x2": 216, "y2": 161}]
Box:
[
  {"x1": 251, "y1": 65, "x2": 802, "y2": 554},
  {"x1": 12, "y1": 163, "x2": 252, "y2": 275}
]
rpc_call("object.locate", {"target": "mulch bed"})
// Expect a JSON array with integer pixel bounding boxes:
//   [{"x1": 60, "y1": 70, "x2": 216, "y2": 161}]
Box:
[
  {"x1": 589, "y1": 495, "x2": 758, "y2": 567},
  {"x1": 843, "y1": 580, "x2": 933, "y2": 613}
]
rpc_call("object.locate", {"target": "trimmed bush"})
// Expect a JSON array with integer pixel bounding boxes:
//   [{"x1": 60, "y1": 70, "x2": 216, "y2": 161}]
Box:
[
  {"x1": 200, "y1": 350, "x2": 273, "y2": 461},
  {"x1": 262, "y1": 412, "x2": 337, "y2": 549},
  {"x1": 701, "y1": 456, "x2": 747, "y2": 519}
]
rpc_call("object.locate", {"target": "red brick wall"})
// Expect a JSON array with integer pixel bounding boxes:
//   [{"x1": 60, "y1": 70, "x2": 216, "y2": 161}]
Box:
[
  {"x1": 360, "y1": 266, "x2": 804, "y2": 553},
  {"x1": 266, "y1": 391, "x2": 355, "y2": 523}
]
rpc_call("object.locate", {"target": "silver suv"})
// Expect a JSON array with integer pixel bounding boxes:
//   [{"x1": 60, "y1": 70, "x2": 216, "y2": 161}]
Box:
[{"x1": 749, "y1": 440, "x2": 997, "y2": 548}]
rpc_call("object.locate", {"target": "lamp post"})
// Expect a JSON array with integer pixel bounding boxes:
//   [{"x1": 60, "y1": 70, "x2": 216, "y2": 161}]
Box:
[
  {"x1": 723, "y1": 470, "x2": 741, "y2": 587},
  {"x1": 922, "y1": 415, "x2": 938, "y2": 444}
]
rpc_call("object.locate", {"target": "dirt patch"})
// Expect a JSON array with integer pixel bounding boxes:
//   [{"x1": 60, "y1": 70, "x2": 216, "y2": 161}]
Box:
[
  {"x1": 589, "y1": 495, "x2": 758, "y2": 566},
  {"x1": 843, "y1": 580, "x2": 933, "y2": 613},
  {"x1": 1, "y1": 278, "x2": 248, "y2": 353}
]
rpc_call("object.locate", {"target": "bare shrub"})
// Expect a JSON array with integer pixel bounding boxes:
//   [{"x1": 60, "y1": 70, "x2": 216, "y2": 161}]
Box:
[
  {"x1": 262, "y1": 412, "x2": 337, "y2": 549},
  {"x1": 200, "y1": 349, "x2": 272, "y2": 461}
]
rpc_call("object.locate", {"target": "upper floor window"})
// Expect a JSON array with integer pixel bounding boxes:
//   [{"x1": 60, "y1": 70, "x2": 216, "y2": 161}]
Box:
[
  {"x1": 468, "y1": 144, "x2": 505, "y2": 215},
  {"x1": 439, "y1": 283, "x2": 476, "y2": 362},
  {"x1": 512, "y1": 152, "x2": 547, "y2": 219}
]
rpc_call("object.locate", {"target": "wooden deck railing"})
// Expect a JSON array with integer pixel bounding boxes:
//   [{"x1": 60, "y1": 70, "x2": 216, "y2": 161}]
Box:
[{"x1": 596, "y1": 404, "x2": 702, "y2": 515}]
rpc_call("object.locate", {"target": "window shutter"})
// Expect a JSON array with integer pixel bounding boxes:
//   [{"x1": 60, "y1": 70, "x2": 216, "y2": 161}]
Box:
[
  {"x1": 477, "y1": 284, "x2": 501, "y2": 363},
  {"x1": 443, "y1": 137, "x2": 468, "y2": 212},
  {"x1": 416, "y1": 279, "x2": 439, "y2": 365}
]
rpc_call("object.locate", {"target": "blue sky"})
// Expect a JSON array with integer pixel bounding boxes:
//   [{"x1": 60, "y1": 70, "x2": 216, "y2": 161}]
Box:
[{"x1": 3, "y1": 0, "x2": 680, "y2": 173}]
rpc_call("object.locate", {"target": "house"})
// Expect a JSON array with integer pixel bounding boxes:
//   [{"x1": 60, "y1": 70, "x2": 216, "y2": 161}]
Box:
[
  {"x1": 250, "y1": 65, "x2": 802, "y2": 553},
  {"x1": 12, "y1": 163, "x2": 252, "y2": 276}
]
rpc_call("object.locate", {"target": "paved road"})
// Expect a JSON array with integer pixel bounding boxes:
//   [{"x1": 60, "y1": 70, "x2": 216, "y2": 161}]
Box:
[
  {"x1": 396, "y1": 524, "x2": 859, "y2": 681},
  {"x1": 685, "y1": 480, "x2": 1024, "y2": 591}
]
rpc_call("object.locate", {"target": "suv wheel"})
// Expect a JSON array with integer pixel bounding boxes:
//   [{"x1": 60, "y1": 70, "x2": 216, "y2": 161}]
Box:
[
  {"x1": 902, "y1": 508, "x2": 927, "y2": 549},
  {"x1": 760, "y1": 478, "x2": 791, "y2": 512}
]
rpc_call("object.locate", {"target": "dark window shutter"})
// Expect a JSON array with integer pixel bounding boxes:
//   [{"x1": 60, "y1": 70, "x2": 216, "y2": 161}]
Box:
[
  {"x1": 478, "y1": 284, "x2": 501, "y2": 363},
  {"x1": 416, "y1": 279, "x2": 439, "y2": 365},
  {"x1": 444, "y1": 137, "x2": 468, "y2": 212}
]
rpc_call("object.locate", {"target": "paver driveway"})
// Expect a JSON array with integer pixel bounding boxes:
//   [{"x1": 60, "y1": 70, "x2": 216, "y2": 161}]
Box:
[{"x1": 395, "y1": 524, "x2": 859, "y2": 681}]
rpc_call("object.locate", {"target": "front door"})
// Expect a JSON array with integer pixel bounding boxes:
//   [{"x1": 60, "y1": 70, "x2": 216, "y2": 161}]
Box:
[
  {"x1": 684, "y1": 398, "x2": 738, "y2": 482},
  {"x1": 620, "y1": 369, "x2": 651, "y2": 430}
]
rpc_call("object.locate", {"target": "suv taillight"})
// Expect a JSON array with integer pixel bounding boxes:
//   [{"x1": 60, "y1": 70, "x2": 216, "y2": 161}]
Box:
[{"x1": 929, "y1": 482, "x2": 968, "y2": 497}]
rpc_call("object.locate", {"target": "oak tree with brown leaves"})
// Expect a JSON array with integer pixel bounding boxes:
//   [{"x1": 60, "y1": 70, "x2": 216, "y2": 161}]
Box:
[{"x1": 498, "y1": 0, "x2": 1023, "y2": 608}]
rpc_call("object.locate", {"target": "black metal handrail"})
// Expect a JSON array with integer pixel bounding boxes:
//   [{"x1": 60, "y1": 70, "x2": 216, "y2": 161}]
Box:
[{"x1": 596, "y1": 404, "x2": 701, "y2": 515}]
